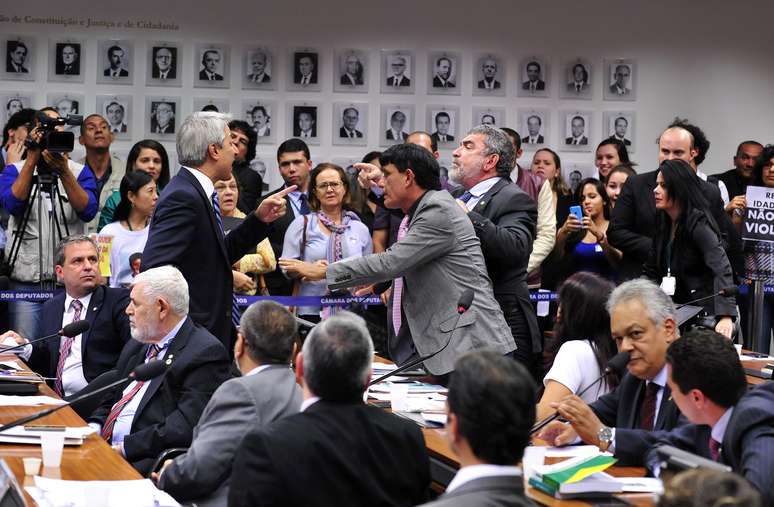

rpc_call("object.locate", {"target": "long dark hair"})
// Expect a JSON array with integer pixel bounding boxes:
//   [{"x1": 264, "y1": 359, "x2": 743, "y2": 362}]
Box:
[
  {"x1": 753, "y1": 144, "x2": 774, "y2": 187},
  {"x1": 564, "y1": 178, "x2": 611, "y2": 253},
  {"x1": 113, "y1": 170, "x2": 154, "y2": 223},
  {"x1": 546, "y1": 272, "x2": 617, "y2": 387},
  {"x1": 596, "y1": 139, "x2": 631, "y2": 182},
  {"x1": 534, "y1": 148, "x2": 570, "y2": 196},
  {"x1": 657, "y1": 159, "x2": 717, "y2": 234},
  {"x1": 125, "y1": 139, "x2": 170, "y2": 189}
]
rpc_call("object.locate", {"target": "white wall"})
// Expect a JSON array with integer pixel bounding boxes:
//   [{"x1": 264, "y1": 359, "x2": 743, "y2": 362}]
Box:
[{"x1": 2, "y1": 0, "x2": 774, "y2": 184}]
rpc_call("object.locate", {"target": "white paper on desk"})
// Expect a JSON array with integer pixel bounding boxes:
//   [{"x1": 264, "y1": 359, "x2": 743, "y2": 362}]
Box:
[
  {"x1": 610, "y1": 476, "x2": 664, "y2": 494},
  {"x1": 0, "y1": 395, "x2": 66, "y2": 406},
  {"x1": 543, "y1": 445, "x2": 601, "y2": 458},
  {"x1": 421, "y1": 412, "x2": 447, "y2": 425},
  {"x1": 0, "y1": 426, "x2": 95, "y2": 446},
  {"x1": 28, "y1": 477, "x2": 180, "y2": 507},
  {"x1": 0, "y1": 360, "x2": 21, "y2": 370}
]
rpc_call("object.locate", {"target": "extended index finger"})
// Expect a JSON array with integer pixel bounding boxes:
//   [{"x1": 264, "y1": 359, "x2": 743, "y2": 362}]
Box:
[{"x1": 272, "y1": 185, "x2": 298, "y2": 200}]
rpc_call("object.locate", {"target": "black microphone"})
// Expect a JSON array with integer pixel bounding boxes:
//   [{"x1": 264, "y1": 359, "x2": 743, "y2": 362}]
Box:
[
  {"x1": 675, "y1": 287, "x2": 739, "y2": 309},
  {"x1": 531, "y1": 351, "x2": 630, "y2": 435},
  {"x1": 0, "y1": 320, "x2": 91, "y2": 355},
  {"x1": 0, "y1": 359, "x2": 168, "y2": 434},
  {"x1": 369, "y1": 289, "x2": 474, "y2": 386}
]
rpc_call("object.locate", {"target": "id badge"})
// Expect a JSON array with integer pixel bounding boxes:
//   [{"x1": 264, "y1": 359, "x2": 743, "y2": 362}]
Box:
[{"x1": 661, "y1": 275, "x2": 676, "y2": 296}]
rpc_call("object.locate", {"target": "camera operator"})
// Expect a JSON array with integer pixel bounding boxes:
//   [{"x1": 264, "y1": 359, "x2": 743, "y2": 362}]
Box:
[{"x1": 0, "y1": 107, "x2": 97, "y2": 340}]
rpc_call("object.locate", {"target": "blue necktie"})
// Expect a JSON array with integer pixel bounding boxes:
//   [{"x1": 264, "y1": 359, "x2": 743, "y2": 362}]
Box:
[
  {"x1": 299, "y1": 193, "x2": 310, "y2": 215},
  {"x1": 458, "y1": 191, "x2": 474, "y2": 203},
  {"x1": 211, "y1": 192, "x2": 242, "y2": 330}
]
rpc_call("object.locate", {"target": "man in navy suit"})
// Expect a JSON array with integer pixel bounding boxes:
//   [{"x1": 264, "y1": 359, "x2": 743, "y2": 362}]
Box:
[
  {"x1": 142, "y1": 112, "x2": 292, "y2": 348},
  {"x1": 88, "y1": 266, "x2": 232, "y2": 475},
  {"x1": 1, "y1": 235, "x2": 131, "y2": 397},
  {"x1": 539, "y1": 279, "x2": 685, "y2": 465},
  {"x1": 644, "y1": 329, "x2": 774, "y2": 505}
]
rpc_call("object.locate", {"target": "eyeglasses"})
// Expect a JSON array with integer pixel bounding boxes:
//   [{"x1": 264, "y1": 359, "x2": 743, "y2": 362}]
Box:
[{"x1": 316, "y1": 181, "x2": 343, "y2": 191}]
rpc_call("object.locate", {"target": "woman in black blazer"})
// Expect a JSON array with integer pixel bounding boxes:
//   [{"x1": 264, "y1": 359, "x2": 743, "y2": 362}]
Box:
[{"x1": 643, "y1": 159, "x2": 736, "y2": 337}]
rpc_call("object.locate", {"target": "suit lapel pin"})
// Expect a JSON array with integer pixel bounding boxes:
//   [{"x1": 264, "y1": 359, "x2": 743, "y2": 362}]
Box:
[{"x1": 165, "y1": 354, "x2": 174, "y2": 365}]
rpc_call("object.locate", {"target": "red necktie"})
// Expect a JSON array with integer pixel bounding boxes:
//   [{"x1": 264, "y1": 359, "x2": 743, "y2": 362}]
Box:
[
  {"x1": 391, "y1": 216, "x2": 410, "y2": 334},
  {"x1": 709, "y1": 437, "x2": 721, "y2": 461},
  {"x1": 639, "y1": 382, "x2": 660, "y2": 431},
  {"x1": 55, "y1": 300, "x2": 83, "y2": 397}
]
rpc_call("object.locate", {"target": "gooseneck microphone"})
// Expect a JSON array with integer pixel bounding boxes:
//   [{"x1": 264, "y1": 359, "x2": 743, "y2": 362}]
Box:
[
  {"x1": 675, "y1": 287, "x2": 739, "y2": 309},
  {"x1": 530, "y1": 351, "x2": 630, "y2": 435},
  {"x1": 0, "y1": 320, "x2": 91, "y2": 355},
  {"x1": 0, "y1": 360, "x2": 168, "y2": 434},
  {"x1": 369, "y1": 289, "x2": 474, "y2": 386}
]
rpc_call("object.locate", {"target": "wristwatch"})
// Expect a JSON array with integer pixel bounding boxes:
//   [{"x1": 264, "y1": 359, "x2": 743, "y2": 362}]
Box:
[{"x1": 597, "y1": 426, "x2": 613, "y2": 452}]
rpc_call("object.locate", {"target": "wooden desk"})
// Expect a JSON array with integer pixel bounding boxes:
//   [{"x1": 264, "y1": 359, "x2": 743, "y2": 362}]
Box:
[{"x1": 0, "y1": 355, "x2": 141, "y2": 505}]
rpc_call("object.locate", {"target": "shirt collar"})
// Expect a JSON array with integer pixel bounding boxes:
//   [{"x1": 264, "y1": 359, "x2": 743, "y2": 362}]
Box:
[
  {"x1": 300, "y1": 396, "x2": 320, "y2": 412},
  {"x1": 184, "y1": 166, "x2": 215, "y2": 206},
  {"x1": 64, "y1": 292, "x2": 94, "y2": 317},
  {"x1": 245, "y1": 364, "x2": 272, "y2": 377},
  {"x1": 155, "y1": 317, "x2": 186, "y2": 351},
  {"x1": 446, "y1": 464, "x2": 522, "y2": 493},
  {"x1": 711, "y1": 407, "x2": 734, "y2": 443},
  {"x1": 649, "y1": 365, "x2": 668, "y2": 388},
  {"x1": 696, "y1": 170, "x2": 708, "y2": 181},
  {"x1": 468, "y1": 176, "x2": 501, "y2": 198}
]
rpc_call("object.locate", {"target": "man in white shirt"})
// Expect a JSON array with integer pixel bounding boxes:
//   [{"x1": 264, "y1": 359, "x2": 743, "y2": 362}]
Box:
[{"x1": 419, "y1": 350, "x2": 536, "y2": 507}]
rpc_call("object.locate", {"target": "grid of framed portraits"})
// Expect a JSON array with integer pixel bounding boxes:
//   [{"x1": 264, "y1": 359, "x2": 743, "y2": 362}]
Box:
[{"x1": 96, "y1": 95, "x2": 133, "y2": 140}]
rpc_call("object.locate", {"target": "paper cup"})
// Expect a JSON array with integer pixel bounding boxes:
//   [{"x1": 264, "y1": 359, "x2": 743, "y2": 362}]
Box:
[
  {"x1": 22, "y1": 457, "x2": 41, "y2": 475},
  {"x1": 40, "y1": 432, "x2": 65, "y2": 468}
]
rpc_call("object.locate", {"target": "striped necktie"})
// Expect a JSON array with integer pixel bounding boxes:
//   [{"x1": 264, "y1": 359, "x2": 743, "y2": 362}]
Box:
[
  {"x1": 391, "y1": 216, "x2": 410, "y2": 334},
  {"x1": 54, "y1": 299, "x2": 83, "y2": 397},
  {"x1": 212, "y1": 192, "x2": 242, "y2": 329}
]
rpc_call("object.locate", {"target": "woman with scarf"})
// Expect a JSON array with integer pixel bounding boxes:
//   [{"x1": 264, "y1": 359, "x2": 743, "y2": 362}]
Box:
[{"x1": 279, "y1": 163, "x2": 373, "y2": 322}]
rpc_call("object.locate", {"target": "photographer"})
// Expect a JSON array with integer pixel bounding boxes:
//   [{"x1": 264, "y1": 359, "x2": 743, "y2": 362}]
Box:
[{"x1": 0, "y1": 107, "x2": 97, "y2": 340}]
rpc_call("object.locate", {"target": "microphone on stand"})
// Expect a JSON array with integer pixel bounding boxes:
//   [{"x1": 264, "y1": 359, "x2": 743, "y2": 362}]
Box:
[
  {"x1": 369, "y1": 289, "x2": 474, "y2": 386},
  {"x1": 0, "y1": 360, "x2": 168, "y2": 433},
  {"x1": 0, "y1": 320, "x2": 91, "y2": 355},
  {"x1": 531, "y1": 351, "x2": 630, "y2": 435},
  {"x1": 675, "y1": 287, "x2": 739, "y2": 309}
]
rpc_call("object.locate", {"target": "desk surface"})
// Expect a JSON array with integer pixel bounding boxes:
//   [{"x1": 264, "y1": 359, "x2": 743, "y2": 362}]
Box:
[{"x1": 0, "y1": 354, "x2": 141, "y2": 505}]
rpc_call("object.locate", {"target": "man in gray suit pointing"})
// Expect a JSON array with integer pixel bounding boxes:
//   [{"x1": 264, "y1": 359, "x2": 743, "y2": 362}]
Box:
[
  {"x1": 280, "y1": 144, "x2": 515, "y2": 376},
  {"x1": 155, "y1": 301, "x2": 302, "y2": 506}
]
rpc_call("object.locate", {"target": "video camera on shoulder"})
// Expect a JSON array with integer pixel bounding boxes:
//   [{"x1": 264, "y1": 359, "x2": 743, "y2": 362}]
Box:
[{"x1": 24, "y1": 110, "x2": 83, "y2": 154}]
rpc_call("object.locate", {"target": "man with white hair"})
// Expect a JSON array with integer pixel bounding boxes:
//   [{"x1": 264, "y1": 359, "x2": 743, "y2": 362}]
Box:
[
  {"x1": 229, "y1": 312, "x2": 430, "y2": 507},
  {"x1": 142, "y1": 112, "x2": 292, "y2": 349},
  {"x1": 88, "y1": 265, "x2": 232, "y2": 475}
]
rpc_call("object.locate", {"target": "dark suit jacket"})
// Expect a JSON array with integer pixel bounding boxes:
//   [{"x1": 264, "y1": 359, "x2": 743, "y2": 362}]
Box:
[
  {"x1": 590, "y1": 371, "x2": 685, "y2": 465},
  {"x1": 477, "y1": 79, "x2": 501, "y2": 89},
  {"x1": 340, "y1": 74, "x2": 362, "y2": 86},
  {"x1": 247, "y1": 73, "x2": 270, "y2": 83},
  {"x1": 453, "y1": 178, "x2": 540, "y2": 353},
  {"x1": 644, "y1": 383, "x2": 774, "y2": 506},
  {"x1": 228, "y1": 400, "x2": 430, "y2": 507},
  {"x1": 433, "y1": 76, "x2": 455, "y2": 88},
  {"x1": 149, "y1": 119, "x2": 174, "y2": 134},
  {"x1": 607, "y1": 135, "x2": 632, "y2": 146},
  {"x1": 142, "y1": 168, "x2": 272, "y2": 346},
  {"x1": 339, "y1": 126, "x2": 363, "y2": 138},
  {"x1": 7, "y1": 63, "x2": 29, "y2": 73},
  {"x1": 259, "y1": 186, "x2": 298, "y2": 296},
  {"x1": 608, "y1": 170, "x2": 744, "y2": 281},
  {"x1": 386, "y1": 75, "x2": 410, "y2": 87},
  {"x1": 104, "y1": 68, "x2": 129, "y2": 77},
  {"x1": 522, "y1": 80, "x2": 545, "y2": 90},
  {"x1": 28, "y1": 285, "x2": 131, "y2": 386},
  {"x1": 110, "y1": 123, "x2": 128, "y2": 133},
  {"x1": 56, "y1": 62, "x2": 79, "y2": 75},
  {"x1": 88, "y1": 317, "x2": 231, "y2": 475},
  {"x1": 232, "y1": 162, "x2": 263, "y2": 214},
  {"x1": 431, "y1": 132, "x2": 455, "y2": 144},
  {"x1": 714, "y1": 168, "x2": 749, "y2": 199},
  {"x1": 521, "y1": 135, "x2": 544, "y2": 144},
  {"x1": 565, "y1": 136, "x2": 588, "y2": 145},
  {"x1": 420, "y1": 475, "x2": 534, "y2": 507},
  {"x1": 152, "y1": 65, "x2": 176, "y2": 79},
  {"x1": 386, "y1": 130, "x2": 408, "y2": 141},
  {"x1": 198, "y1": 69, "x2": 223, "y2": 80}
]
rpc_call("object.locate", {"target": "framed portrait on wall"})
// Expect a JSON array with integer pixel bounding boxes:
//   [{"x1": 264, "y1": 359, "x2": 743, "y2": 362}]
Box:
[
  {"x1": 288, "y1": 102, "x2": 320, "y2": 145},
  {"x1": 603, "y1": 59, "x2": 636, "y2": 101},
  {"x1": 334, "y1": 49, "x2": 368, "y2": 93},
  {"x1": 603, "y1": 111, "x2": 636, "y2": 152},
  {"x1": 194, "y1": 44, "x2": 230, "y2": 88},
  {"x1": 288, "y1": 49, "x2": 321, "y2": 91},
  {"x1": 96, "y1": 40, "x2": 132, "y2": 85},
  {"x1": 561, "y1": 110, "x2": 594, "y2": 152},
  {"x1": 380, "y1": 50, "x2": 415, "y2": 95},
  {"x1": 1, "y1": 93, "x2": 33, "y2": 127},
  {"x1": 242, "y1": 46, "x2": 275, "y2": 90},
  {"x1": 517, "y1": 108, "x2": 550, "y2": 148},
  {"x1": 48, "y1": 39, "x2": 85, "y2": 83},
  {"x1": 147, "y1": 42, "x2": 182, "y2": 87},
  {"x1": 563, "y1": 162, "x2": 597, "y2": 194},
  {"x1": 427, "y1": 51, "x2": 461, "y2": 96},
  {"x1": 517, "y1": 57, "x2": 550, "y2": 98},
  {"x1": 2, "y1": 37, "x2": 36, "y2": 82},
  {"x1": 380, "y1": 104, "x2": 414, "y2": 146},
  {"x1": 471, "y1": 106, "x2": 505, "y2": 129},
  {"x1": 333, "y1": 102, "x2": 368, "y2": 146},
  {"x1": 242, "y1": 99, "x2": 276, "y2": 145},
  {"x1": 146, "y1": 97, "x2": 180, "y2": 139},
  {"x1": 96, "y1": 95, "x2": 133, "y2": 140},
  {"x1": 560, "y1": 58, "x2": 593, "y2": 100},
  {"x1": 193, "y1": 97, "x2": 229, "y2": 113},
  {"x1": 46, "y1": 93, "x2": 84, "y2": 134},
  {"x1": 426, "y1": 106, "x2": 460, "y2": 148},
  {"x1": 472, "y1": 53, "x2": 505, "y2": 97}
]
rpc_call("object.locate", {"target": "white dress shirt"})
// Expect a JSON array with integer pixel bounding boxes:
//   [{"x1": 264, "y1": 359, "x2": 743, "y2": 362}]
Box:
[
  {"x1": 185, "y1": 167, "x2": 215, "y2": 208},
  {"x1": 711, "y1": 407, "x2": 734, "y2": 445},
  {"x1": 609, "y1": 365, "x2": 668, "y2": 452},
  {"x1": 446, "y1": 464, "x2": 522, "y2": 493},
  {"x1": 300, "y1": 396, "x2": 320, "y2": 412},
  {"x1": 60, "y1": 292, "x2": 93, "y2": 396},
  {"x1": 462, "y1": 176, "x2": 500, "y2": 210},
  {"x1": 697, "y1": 169, "x2": 730, "y2": 206},
  {"x1": 244, "y1": 364, "x2": 271, "y2": 377}
]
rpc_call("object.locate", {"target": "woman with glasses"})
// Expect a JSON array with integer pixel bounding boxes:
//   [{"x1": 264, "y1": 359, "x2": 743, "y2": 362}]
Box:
[{"x1": 278, "y1": 163, "x2": 372, "y2": 322}]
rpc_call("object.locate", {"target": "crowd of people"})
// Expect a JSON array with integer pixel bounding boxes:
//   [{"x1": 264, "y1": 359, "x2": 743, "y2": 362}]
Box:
[{"x1": 0, "y1": 104, "x2": 772, "y2": 506}]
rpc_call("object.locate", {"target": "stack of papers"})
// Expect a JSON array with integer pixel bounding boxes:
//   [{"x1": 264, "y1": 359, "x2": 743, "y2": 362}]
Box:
[
  {"x1": 0, "y1": 426, "x2": 95, "y2": 445},
  {"x1": 369, "y1": 381, "x2": 447, "y2": 394},
  {"x1": 0, "y1": 395, "x2": 66, "y2": 406},
  {"x1": 27, "y1": 477, "x2": 180, "y2": 507},
  {"x1": 528, "y1": 453, "x2": 619, "y2": 498}
]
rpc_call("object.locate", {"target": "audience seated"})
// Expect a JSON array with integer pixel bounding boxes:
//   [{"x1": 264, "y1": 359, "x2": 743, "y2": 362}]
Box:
[
  {"x1": 228, "y1": 120, "x2": 263, "y2": 214},
  {"x1": 98, "y1": 139, "x2": 171, "y2": 230},
  {"x1": 1, "y1": 235, "x2": 131, "y2": 397},
  {"x1": 605, "y1": 164, "x2": 637, "y2": 209},
  {"x1": 228, "y1": 312, "x2": 430, "y2": 507},
  {"x1": 99, "y1": 171, "x2": 157, "y2": 288},
  {"x1": 156, "y1": 301, "x2": 302, "y2": 506},
  {"x1": 88, "y1": 265, "x2": 231, "y2": 475},
  {"x1": 659, "y1": 469, "x2": 761, "y2": 507},
  {"x1": 418, "y1": 350, "x2": 536, "y2": 507},
  {"x1": 538, "y1": 278, "x2": 684, "y2": 465},
  {"x1": 537, "y1": 272, "x2": 617, "y2": 420},
  {"x1": 593, "y1": 139, "x2": 631, "y2": 184},
  {"x1": 644, "y1": 329, "x2": 774, "y2": 505}
]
